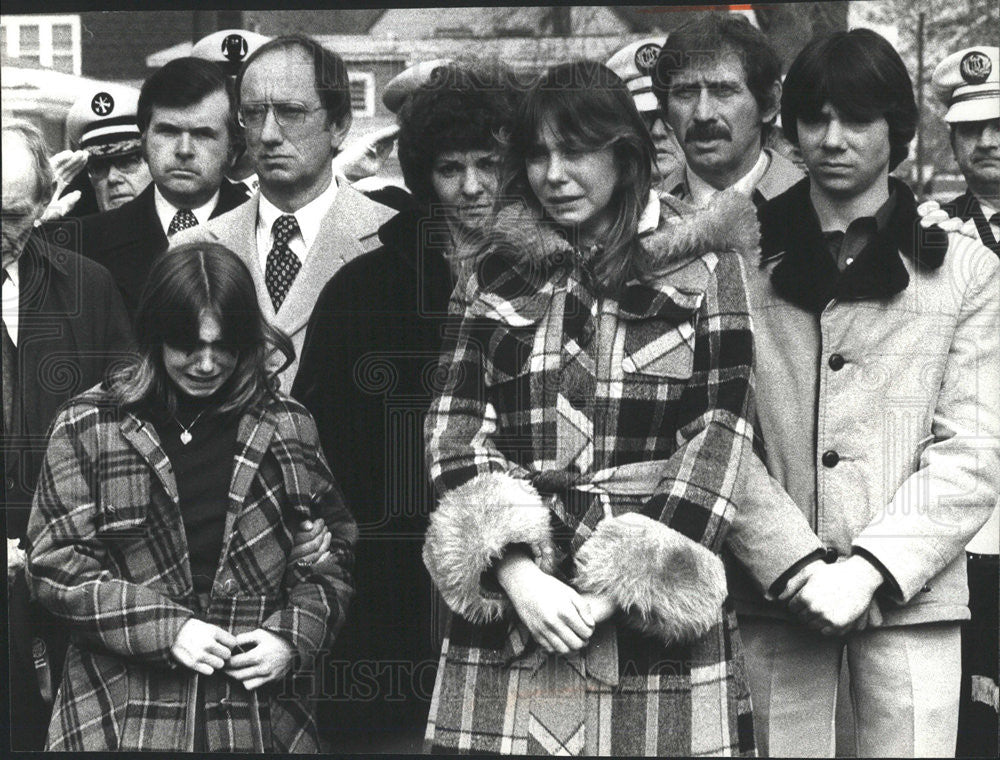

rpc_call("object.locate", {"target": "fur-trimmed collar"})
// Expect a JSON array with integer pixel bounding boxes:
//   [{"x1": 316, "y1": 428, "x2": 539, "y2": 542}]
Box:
[
  {"x1": 760, "y1": 177, "x2": 948, "y2": 313},
  {"x1": 459, "y1": 191, "x2": 759, "y2": 325}
]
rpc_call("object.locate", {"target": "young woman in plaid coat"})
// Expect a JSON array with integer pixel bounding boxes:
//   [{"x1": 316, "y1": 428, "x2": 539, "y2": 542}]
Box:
[
  {"x1": 26, "y1": 243, "x2": 357, "y2": 752},
  {"x1": 422, "y1": 61, "x2": 760, "y2": 755}
]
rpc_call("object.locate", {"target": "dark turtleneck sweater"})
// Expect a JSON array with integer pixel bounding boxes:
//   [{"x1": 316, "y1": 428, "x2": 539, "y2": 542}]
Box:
[{"x1": 148, "y1": 394, "x2": 241, "y2": 595}]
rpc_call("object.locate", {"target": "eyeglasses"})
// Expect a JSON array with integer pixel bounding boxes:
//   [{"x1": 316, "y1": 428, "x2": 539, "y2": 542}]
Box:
[
  {"x1": 237, "y1": 102, "x2": 325, "y2": 130},
  {"x1": 86, "y1": 153, "x2": 145, "y2": 179}
]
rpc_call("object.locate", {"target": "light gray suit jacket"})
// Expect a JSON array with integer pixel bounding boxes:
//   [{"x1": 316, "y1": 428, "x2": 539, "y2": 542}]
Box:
[{"x1": 172, "y1": 179, "x2": 396, "y2": 391}]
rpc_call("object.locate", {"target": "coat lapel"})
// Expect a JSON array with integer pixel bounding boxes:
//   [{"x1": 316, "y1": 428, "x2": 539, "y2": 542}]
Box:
[
  {"x1": 214, "y1": 405, "x2": 278, "y2": 577},
  {"x1": 272, "y1": 181, "x2": 394, "y2": 339},
  {"x1": 16, "y1": 241, "x2": 79, "y2": 436},
  {"x1": 205, "y1": 196, "x2": 275, "y2": 322},
  {"x1": 119, "y1": 413, "x2": 180, "y2": 504}
]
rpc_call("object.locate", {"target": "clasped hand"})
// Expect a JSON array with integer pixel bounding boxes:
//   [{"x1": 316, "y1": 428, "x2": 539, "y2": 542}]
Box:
[
  {"x1": 496, "y1": 552, "x2": 615, "y2": 654},
  {"x1": 778, "y1": 555, "x2": 884, "y2": 636},
  {"x1": 171, "y1": 619, "x2": 295, "y2": 690}
]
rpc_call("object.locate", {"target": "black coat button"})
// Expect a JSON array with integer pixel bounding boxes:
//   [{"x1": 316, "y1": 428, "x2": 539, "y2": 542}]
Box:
[
  {"x1": 822, "y1": 450, "x2": 840, "y2": 468},
  {"x1": 828, "y1": 353, "x2": 845, "y2": 371}
]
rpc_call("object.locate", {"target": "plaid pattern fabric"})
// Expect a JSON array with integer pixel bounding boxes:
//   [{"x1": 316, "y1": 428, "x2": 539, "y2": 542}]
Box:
[
  {"x1": 424, "y1": 201, "x2": 758, "y2": 755},
  {"x1": 26, "y1": 386, "x2": 357, "y2": 752}
]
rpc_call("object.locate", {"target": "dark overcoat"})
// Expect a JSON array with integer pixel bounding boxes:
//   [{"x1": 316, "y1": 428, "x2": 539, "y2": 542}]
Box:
[
  {"x1": 54, "y1": 179, "x2": 249, "y2": 317},
  {"x1": 292, "y1": 207, "x2": 454, "y2": 745},
  {"x1": 943, "y1": 189, "x2": 1000, "y2": 256},
  {"x1": 4, "y1": 232, "x2": 132, "y2": 750},
  {"x1": 25, "y1": 387, "x2": 357, "y2": 752},
  {"x1": 422, "y1": 193, "x2": 760, "y2": 756},
  {"x1": 4, "y1": 232, "x2": 133, "y2": 540}
]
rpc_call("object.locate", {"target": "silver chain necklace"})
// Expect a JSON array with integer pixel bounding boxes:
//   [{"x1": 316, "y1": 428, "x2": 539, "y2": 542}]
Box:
[{"x1": 173, "y1": 407, "x2": 209, "y2": 445}]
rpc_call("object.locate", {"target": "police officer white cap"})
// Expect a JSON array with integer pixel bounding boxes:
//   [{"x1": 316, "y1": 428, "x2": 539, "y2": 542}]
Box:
[
  {"x1": 382, "y1": 59, "x2": 455, "y2": 114},
  {"x1": 65, "y1": 83, "x2": 142, "y2": 158},
  {"x1": 191, "y1": 29, "x2": 271, "y2": 77},
  {"x1": 606, "y1": 37, "x2": 665, "y2": 113},
  {"x1": 931, "y1": 46, "x2": 999, "y2": 123}
]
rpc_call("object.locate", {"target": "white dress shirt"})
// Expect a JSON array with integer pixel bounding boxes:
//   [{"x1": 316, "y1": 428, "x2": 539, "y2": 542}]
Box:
[
  {"x1": 976, "y1": 196, "x2": 999, "y2": 240},
  {"x1": 154, "y1": 186, "x2": 220, "y2": 237},
  {"x1": 685, "y1": 150, "x2": 770, "y2": 207},
  {"x1": 255, "y1": 175, "x2": 340, "y2": 271},
  {"x1": 2, "y1": 260, "x2": 19, "y2": 346}
]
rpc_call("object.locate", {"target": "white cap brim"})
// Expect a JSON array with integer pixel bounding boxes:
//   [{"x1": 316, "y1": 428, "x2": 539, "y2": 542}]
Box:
[
  {"x1": 945, "y1": 91, "x2": 1000, "y2": 122},
  {"x1": 632, "y1": 90, "x2": 659, "y2": 113}
]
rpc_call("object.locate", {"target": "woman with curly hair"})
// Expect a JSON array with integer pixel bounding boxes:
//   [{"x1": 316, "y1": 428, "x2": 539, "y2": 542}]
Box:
[
  {"x1": 422, "y1": 60, "x2": 761, "y2": 756},
  {"x1": 292, "y1": 61, "x2": 522, "y2": 752},
  {"x1": 26, "y1": 242, "x2": 357, "y2": 752}
]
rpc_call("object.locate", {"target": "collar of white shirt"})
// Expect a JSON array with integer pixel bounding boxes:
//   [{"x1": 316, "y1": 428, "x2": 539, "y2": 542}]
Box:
[
  {"x1": 685, "y1": 149, "x2": 770, "y2": 207},
  {"x1": 637, "y1": 189, "x2": 660, "y2": 235},
  {"x1": 256, "y1": 174, "x2": 341, "y2": 270},
  {"x1": 976, "y1": 196, "x2": 999, "y2": 229},
  {"x1": 154, "y1": 186, "x2": 220, "y2": 237},
  {"x1": 2, "y1": 259, "x2": 19, "y2": 345}
]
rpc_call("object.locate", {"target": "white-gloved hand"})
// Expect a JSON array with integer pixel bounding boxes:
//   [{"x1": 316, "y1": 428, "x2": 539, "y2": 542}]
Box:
[
  {"x1": 332, "y1": 124, "x2": 400, "y2": 182},
  {"x1": 7, "y1": 538, "x2": 26, "y2": 583},
  {"x1": 916, "y1": 199, "x2": 980, "y2": 240},
  {"x1": 38, "y1": 149, "x2": 89, "y2": 222}
]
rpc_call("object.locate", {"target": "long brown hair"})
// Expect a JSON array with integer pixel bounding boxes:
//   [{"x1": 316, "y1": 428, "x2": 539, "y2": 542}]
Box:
[
  {"x1": 501, "y1": 60, "x2": 655, "y2": 294},
  {"x1": 111, "y1": 242, "x2": 293, "y2": 416}
]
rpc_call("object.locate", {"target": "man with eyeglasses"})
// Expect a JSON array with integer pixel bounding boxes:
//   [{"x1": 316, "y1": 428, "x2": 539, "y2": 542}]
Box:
[
  {"x1": 173, "y1": 34, "x2": 396, "y2": 391},
  {"x1": 66, "y1": 58, "x2": 250, "y2": 318},
  {"x1": 63, "y1": 83, "x2": 153, "y2": 214},
  {"x1": 651, "y1": 14, "x2": 803, "y2": 208}
]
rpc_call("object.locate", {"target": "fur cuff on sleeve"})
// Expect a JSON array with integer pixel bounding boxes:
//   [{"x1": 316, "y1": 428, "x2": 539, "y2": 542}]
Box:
[
  {"x1": 423, "y1": 472, "x2": 554, "y2": 624},
  {"x1": 574, "y1": 513, "x2": 727, "y2": 644}
]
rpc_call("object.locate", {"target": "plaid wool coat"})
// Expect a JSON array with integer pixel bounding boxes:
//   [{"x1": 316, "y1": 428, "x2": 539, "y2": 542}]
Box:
[
  {"x1": 25, "y1": 386, "x2": 357, "y2": 752},
  {"x1": 422, "y1": 192, "x2": 760, "y2": 756}
]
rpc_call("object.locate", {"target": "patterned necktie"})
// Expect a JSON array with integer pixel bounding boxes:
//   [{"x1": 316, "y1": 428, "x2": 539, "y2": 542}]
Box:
[
  {"x1": 167, "y1": 208, "x2": 198, "y2": 236},
  {"x1": 265, "y1": 214, "x2": 301, "y2": 311}
]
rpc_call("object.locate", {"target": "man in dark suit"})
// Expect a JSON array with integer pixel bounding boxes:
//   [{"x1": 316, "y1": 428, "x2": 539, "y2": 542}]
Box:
[
  {"x1": 71, "y1": 57, "x2": 249, "y2": 316},
  {"x1": 3, "y1": 120, "x2": 133, "y2": 751}
]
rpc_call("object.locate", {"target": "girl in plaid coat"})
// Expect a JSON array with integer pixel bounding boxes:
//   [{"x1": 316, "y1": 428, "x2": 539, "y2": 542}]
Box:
[
  {"x1": 26, "y1": 243, "x2": 357, "y2": 752},
  {"x1": 422, "y1": 61, "x2": 760, "y2": 756}
]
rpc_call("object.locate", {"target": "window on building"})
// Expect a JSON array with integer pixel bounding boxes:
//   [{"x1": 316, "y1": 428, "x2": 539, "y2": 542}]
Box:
[
  {"x1": 1, "y1": 15, "x2": 81, "y2": 74},
  {"x1": 349, "y1": 72, "x2": 375, "y2": 118}
]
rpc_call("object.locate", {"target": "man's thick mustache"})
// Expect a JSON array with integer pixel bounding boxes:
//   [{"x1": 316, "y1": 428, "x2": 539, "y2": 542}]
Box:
[{"x1": 685, "y1": 124, "x2": 731, "y2": 142}]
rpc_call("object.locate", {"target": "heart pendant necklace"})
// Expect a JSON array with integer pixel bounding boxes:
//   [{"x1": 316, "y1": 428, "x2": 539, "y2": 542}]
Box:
[{"x1": 173, "y1": 407, "x2": 208, "y2": 445}]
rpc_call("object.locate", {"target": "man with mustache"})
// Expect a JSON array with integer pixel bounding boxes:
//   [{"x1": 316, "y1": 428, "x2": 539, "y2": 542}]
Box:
[
  {"x1": 652, "y1": 13, "x2": 802, "y2": 208},
  {"x1": 934, "y1": 46, "x2": 1000, "y2": 257},
  {"x1": 931, "y1": 44, "x2": 999, "y2": 759},
  {"x1": 72, "y1": 57, "x2": 250, "y2": 317}
]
